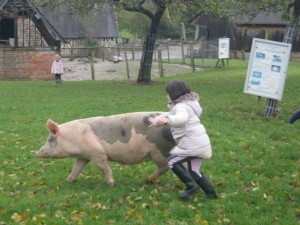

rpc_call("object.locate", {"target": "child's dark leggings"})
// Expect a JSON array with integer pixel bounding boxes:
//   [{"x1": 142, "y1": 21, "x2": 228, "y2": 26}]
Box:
[
  {"x1": 168, "y1": 155, "x2": 203, "y2": 177},
  {"x1": 55, "y1": 74, "x2": 61, "y2": 81}
]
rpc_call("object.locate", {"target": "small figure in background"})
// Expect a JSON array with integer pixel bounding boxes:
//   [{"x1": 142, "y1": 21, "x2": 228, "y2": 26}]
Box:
[
  {"x1": 51, "y1": 54, "x2": 64, "y2": 86},
  {"x1": 289, "y1": 109, "x2": 300, "y2": 124}
]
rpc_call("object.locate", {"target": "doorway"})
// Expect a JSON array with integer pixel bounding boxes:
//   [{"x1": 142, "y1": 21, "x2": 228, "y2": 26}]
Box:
[{"x1": 0, "y1": 18, "x2": 14, "y2": 40}]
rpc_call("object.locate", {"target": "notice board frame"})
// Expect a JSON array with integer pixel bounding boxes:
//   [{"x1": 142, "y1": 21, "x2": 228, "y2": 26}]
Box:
[{"x1": 244, "y1": 38, "x2": 291, "y2": 100}]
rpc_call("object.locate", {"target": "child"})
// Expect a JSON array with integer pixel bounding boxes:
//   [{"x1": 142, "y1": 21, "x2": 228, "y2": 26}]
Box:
[
  {"x1": 51, "y1": 54, "x2": 64, "y2": 86},
  {"x1": 148, "y1": 80, "x2": 217, "y2": 201}
]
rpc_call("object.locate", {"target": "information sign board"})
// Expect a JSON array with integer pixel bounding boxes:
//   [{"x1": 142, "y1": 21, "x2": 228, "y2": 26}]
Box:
[
  {"x1": 244, "y1": 38, "x2": 291, "y2": 100},
  {"x1": 218, "y1": 38, "x2": 230, "y2": 59}
]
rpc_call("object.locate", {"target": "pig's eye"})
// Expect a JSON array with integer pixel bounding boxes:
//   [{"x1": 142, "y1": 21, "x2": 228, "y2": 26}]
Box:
[{"x1": 48, "y1": 135, "x2": 57, "y2": 148}]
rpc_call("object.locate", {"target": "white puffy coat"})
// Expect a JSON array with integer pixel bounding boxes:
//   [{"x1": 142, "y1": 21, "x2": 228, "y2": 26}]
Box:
[
  {"x1": 51, "y1": 60, "x2": 64, "y2": 74},
  {"x1": 154, "y1": 92, "x2": 212, "y2": 159}
]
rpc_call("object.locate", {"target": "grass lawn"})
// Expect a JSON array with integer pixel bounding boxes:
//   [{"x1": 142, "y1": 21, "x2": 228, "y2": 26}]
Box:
[{"x1": 0, "y1": 60, "x2": 299, "y2": 225}]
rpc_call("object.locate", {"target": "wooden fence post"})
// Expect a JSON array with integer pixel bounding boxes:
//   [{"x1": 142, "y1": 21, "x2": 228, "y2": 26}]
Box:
[
  {"x1": 90, "y1": 50, "x2": 95, "y2": 80},
  {"x1": 124, "y1": 52, "x2": 130, "y2": 79},
  {"x1": 158, "y1": 49, "x2": 163, "y2": 77},
  {"x1": 189, "y1": 44, "x2": 195, "y2": 72},
  {"x1": 242, "y1": 49, "x2": 245, "y2": 60},
  {"x1": 102, "y1": 47, "x2": 105, "y2": 61},
  {"x1": 167, "y1": 42, "x2": 170, "y2": 63},
  {"x1": 132, "y1": 46, "x2": 135, "y2": 60},
  {"x1": 181, "y1": 40, "x2": 185, "y2": 64}
]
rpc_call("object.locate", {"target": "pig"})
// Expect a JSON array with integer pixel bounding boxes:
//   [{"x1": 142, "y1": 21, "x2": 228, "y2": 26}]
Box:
[{"x1": 36, "y1": 112, "x2": 176, "y2": 186}]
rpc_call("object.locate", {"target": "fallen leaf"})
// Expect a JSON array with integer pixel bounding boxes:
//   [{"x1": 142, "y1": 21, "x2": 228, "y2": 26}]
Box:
[
  {"x1": 288, "y1": 194, "x2": 296, "y2": 202},
  {"x1": 118, "y1": 195, "x2": 127, "y2": 205},
  {"x1": 91, "y1": 203, "x2": 102, "y2": 209},
  {"x1": 142, "y1": 203, "x2": 149, "y2": 209},
  {"x1": 150, "y1": 189, "x2": 159, "y2": 196},
  {"x1": 0, "y1": 209, "x2": 7, "y2": 215},
  {"x1": 150, "y1": 176, "x2": 160, "y2": 184},
  {"x1": 126, "y1": 209, "x2": 137, "y2": 217},
  {"x1": 194, "y1": 214, "x2": 209, "y2": 225}
]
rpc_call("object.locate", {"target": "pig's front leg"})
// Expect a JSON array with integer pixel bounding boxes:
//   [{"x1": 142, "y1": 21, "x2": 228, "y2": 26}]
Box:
[
  {"x1": 67, "y1": 158, "x2": 90, "y2": 182},
  {"x1": 91, "y1": 157, "x2": 115, "y2": 187}
]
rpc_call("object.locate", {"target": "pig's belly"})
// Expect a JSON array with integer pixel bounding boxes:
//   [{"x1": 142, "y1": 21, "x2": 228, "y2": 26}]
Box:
[
  {"x1": 105, "y1": 141, "x2": 156, "y2": 164},
  {"x1": 109, "y1": 153, "x2": 152, "y2": 164}
]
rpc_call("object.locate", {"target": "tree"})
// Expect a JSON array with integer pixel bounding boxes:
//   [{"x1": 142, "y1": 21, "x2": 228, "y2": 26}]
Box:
[{"x1": 115, "y1": 0, "x2": 172, "y2": 84}]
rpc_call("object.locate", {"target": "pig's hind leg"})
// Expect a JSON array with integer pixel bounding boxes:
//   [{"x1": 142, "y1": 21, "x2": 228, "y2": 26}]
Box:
[
  {"x1": 148, "y1": 157, "x2": 169, "y2": 183},
  {"x1": 67, "y1": 158, "x2": 90, "y2": 182}
]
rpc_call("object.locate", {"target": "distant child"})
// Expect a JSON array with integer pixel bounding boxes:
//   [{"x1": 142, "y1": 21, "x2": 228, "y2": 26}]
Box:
[
  {"x1": 51, "y1": 54, "x2": 64, "y2": 86},
  {"x1": 290, "y1": 109, "x2": 300, "y2": 124},
  {"x1": 148, "y1": 80, "x2": 217, "y2": 201}
]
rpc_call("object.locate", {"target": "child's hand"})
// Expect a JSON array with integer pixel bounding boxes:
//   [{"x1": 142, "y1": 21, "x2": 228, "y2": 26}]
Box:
[
  {"x1": 148, "y1": 117, "x2": 169, "y2": 127},
  {"x1": 157, "y1": 118, "x2": 169, "y2": 126},
  {"x1": 148, "y1": 117, "x2": 155, "y2": 127}
]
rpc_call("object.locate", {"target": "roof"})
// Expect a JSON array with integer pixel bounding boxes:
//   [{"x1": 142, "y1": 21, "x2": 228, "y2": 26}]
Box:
[
  {"x1": 233, "y1": 12, "x2": 288, "y2": 26},
  {"x1": 191, "y1": 12, "x2": 288, "y2": 27},
  {"x1": 0, "y1": 0, "x2": 8, "y2": 8},
  {"x1": 41, "y1": 4, "x2": 119, "y2": 39},
  {"x1": 0, "y1": 0, "x2": 65, "y2": 43}
]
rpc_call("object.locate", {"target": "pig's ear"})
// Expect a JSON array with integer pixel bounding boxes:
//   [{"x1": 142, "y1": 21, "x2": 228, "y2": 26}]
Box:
[{"x1": 47, "y1": 119, "x2": 59, "y2": 135}]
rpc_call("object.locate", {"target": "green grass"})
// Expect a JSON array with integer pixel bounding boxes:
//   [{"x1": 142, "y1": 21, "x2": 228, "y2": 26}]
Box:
[
  {"x1": 119, "y1": 29, "x2": 135, "y2": 40},
  {"x1": 0, "y1": 61, "x2": 299, "y2": 225}
]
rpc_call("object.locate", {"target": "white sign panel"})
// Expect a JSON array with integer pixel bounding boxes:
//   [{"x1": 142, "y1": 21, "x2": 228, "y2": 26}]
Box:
[
  {"x1": 218, "y1": 38, "x2": 230, "y2": 59},
  {"x1": 244, "y1": 38, "x2": 291, "y2": 100}
]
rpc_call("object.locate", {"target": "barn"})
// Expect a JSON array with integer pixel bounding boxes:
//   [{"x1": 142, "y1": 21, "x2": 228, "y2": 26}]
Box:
[
  {"x1": 0, "y1": 0, "x2": 119, "y2": 80},
  {"x1": 191, "y1": 12, "x2": 300, "y2": 52},
  {"x1": 41, "y1": 3, "x2": 119, "y2": 49},
  {"x1": 41, "y1": 3, "x2": 119, "y2": 58},
  {"x1": 0, "y1": 0, "x2": 64, "y2": 80}
]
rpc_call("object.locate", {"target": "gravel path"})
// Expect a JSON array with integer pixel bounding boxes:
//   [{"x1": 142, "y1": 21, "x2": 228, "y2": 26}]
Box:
[{"x1": 62, "y1": 58, "x2": 200, "y2": 81}]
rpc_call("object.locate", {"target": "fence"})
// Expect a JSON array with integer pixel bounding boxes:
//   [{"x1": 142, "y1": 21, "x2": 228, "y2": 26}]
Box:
[
  {"x1": 59, "y1": 40, "x2": 299, "y2": 81},
  {"x1": 61, "y1": 40, "x2": 245, "y2": 67}
]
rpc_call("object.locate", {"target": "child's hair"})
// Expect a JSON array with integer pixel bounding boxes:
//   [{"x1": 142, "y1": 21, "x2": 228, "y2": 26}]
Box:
[
  {"x1": 54, "y1": 54, "x2": 61, "y2": 60},
  {"x1": 166, "y1": 80, "x2": 191, "y2": 101}
]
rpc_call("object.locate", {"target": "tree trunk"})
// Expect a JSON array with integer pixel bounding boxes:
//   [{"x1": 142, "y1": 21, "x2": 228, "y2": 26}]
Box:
[
  {"x1": 137, "y1": 32, "x2": 156, "y2": 83},
  {"x1": 137, "y1": 8, "x2": 165, "y2": 84}
]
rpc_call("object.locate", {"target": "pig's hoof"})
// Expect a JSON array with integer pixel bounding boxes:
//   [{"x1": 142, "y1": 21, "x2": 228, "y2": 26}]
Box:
[
  {"x1": 67, "y1": 177, "x2": 77, "y2": 182},
  {"x1": 108, "y1": 181, "x2": 116, "y2": 187},
  {"x1": 147, "y1": 176, "x2": 161, "y2": 184}
]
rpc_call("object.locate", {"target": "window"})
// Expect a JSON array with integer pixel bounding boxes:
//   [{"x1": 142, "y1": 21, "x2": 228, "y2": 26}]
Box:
[{"x1": 0, "y1": 18, "x2": 14, "y2": 40}]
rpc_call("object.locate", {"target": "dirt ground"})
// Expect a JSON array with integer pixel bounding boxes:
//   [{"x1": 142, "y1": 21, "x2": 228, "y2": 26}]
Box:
[{"x1": 62, "y1": 58, "x2": 200, "y2": 81}]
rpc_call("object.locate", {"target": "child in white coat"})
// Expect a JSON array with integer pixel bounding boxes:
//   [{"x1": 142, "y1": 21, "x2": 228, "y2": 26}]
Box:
[
  {"x1": 149, "y1": 80, "x2": 217, "y2": 201},
  {"x1": 51, "y1": 54, "x2": 64, "y2": 86}
]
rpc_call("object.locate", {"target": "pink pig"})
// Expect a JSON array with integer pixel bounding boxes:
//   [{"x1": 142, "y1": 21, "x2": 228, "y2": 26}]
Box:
[{"x1": 36, "y1": 112, "x2": 175, "y2": 186}]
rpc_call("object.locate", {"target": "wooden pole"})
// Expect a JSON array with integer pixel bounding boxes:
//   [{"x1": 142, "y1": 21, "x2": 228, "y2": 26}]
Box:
[
  {"x1": 90, "y1": 50, "x2": 95, "y2": 80},
  {"x1": 167, "y1": 42, "x2": 170, "y2": 63},
  {"x1": 124, "y1": 52, "x2": 130, "y2": 79},
  {"x1": 189, "y1": 44, "x2": 195, "y2": 72},
  {"x1": 132, "y1": 46, "x2": 135, "y2": 61},
  {"x1": 102, "y1": 47, "x2": 105, "y2": 61},
  {"x1": 181, "y1": 40, "x2": 185, "y2": 64},
  {"x1": 158, "y1": 49, "x2": 163, "y2": 77}
]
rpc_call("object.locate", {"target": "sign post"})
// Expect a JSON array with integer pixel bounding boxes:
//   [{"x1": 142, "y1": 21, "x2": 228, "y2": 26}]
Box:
[
  {"x1": 244, "y1": 38, "x2": 291, "y2": 115},
  {"x1": 216, "y1": 38, "x2": 230, "y2": 68}
]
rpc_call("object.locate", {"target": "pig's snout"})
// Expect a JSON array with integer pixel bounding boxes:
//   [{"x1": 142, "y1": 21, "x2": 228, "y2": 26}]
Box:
[{"x1": 36, "y1": 150, "x2": 44, "y2": 158}]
